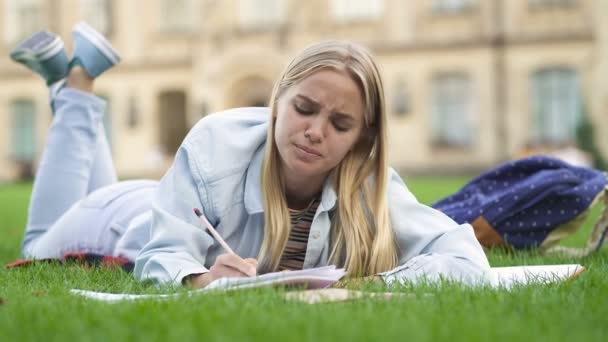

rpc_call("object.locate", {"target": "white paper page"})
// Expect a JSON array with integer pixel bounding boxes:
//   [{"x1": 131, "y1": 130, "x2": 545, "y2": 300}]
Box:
[
  {"x1": 205, "y1": 265, "x2": 345, "y2": 290},
  {"x1": 70, "y1": 265, "x2": 346, "y2": 302},
  {"x1": 70, "y1": 264, "x2": 586, "y2": 302},
  {"x1": 69, "y1": 289, "x2": 178, "y2": 302},
  {"x1": 492, "y1": 264, "x2": 584, "y2": 289}
]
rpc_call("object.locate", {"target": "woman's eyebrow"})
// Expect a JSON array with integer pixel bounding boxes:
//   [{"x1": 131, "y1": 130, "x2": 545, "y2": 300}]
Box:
[
  {"x1": 295, "y1": 94, "x2": 320, "y2": 108},
  {"x1": 296, "y1": 94, "x2": 356, "y2": 121}
]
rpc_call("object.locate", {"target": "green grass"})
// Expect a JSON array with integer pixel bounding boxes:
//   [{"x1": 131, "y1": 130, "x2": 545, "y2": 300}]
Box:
[{"x1": 1, "y1": 179, "x2": 607, "y2": 341}]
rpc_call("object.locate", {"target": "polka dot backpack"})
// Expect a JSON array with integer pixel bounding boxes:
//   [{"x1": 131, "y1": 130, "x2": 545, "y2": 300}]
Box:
[{"x1": 432, "y1": 156, "x2": 608, "y2": 256}]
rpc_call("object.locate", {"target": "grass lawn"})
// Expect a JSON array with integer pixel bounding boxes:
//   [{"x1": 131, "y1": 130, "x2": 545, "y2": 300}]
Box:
[{"x1": 1, "y1": 178, "x2": 607, "y2": 341}]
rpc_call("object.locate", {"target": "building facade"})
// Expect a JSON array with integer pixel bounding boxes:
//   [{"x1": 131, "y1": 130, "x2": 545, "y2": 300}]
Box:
[{"x1": 0, "y1": 0, "x2": 606, "y2": 181}]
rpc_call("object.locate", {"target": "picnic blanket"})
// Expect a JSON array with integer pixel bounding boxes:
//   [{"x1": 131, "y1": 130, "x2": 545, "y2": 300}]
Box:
[{"x1": 6, "y1": 252, "x2": 134, "y2": 272}]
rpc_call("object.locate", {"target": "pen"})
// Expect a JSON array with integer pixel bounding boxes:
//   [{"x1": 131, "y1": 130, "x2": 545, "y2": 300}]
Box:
[{"x1": 193, "y1": 208, "x2": 235, "y2": 255}]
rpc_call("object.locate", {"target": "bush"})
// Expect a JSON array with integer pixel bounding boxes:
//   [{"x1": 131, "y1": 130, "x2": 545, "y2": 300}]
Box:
[{"x1": 576, "y1": 104, "x2": 607, "y2": 171}]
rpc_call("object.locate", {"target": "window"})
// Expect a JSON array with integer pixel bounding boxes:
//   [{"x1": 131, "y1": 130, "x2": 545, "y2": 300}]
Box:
[
  {"x1": 431, "y1": 73, "x2": 473, "y2": 147},
  {"x1": 158, "y1": 91, "x2": 188, "y2": 155},
  {"x1": 392, "y1": 79, "x2": 410, "y2": 116},
  {"x1": 10, "y1": 100, "x2": 37, "y2": 161},
  {"x1": 127, "y1": 96, "x2": 140, "y2": 129},
  {"x1": 158, "y1": 0, "x2": 196, "y2": 33},
  {"x1": 432, "y1": 0, "x2": 475, "y2": 13},
  {"x1": 80, "y1": 0, "x2": 113, "y2": 36},
  {"x1": 528, "y1": 0, "x2": 577, "y2": 9},
  {"x1": 530, "y1": 68, "x2": 581, "y2": 144},
  {"x1": 4, "y1": 0, "x2": 43, "y2": 43},
  {"x1": 330, "y1": 0, "x2": 384, "y2": 22},
  {"x1": 239, "y1": 0, "x2": 286, "y2": 29}
]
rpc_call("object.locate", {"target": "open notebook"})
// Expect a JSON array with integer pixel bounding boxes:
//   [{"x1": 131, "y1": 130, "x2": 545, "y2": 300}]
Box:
[
  {"x1": 70, "y1": 264, "x2": 585, "y2": 302},
  {"x1": 70, "y1": 265, "x2": 346, "y2": 302}
]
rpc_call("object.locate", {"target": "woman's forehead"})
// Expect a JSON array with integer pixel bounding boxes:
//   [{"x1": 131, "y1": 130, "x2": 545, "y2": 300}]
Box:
[{"x1": 290, "y1": 69, "x2": 363, "y2": 100}]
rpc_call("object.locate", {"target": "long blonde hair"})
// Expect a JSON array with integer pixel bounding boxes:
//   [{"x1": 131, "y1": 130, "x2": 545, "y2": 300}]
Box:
[{"x1": 259, "y1": 40, "x2": 398, "y2": 276}]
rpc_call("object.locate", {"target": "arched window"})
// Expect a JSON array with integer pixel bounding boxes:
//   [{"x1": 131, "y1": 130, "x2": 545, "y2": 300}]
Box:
[
  {"x1": 158, "y1": 90, "x2": 188, "y2": 155},
  {"x1": 530, "y1": 68, "x2": 581, "y2": 144},
  {"x1": 430, "y1": 73, "x2": 473, "y2": 147},
  {"x1": 227, "y1": 76, "x2": 273, "y2": 108}
]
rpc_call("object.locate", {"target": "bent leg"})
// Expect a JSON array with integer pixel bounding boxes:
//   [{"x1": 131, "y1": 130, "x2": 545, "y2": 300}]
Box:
[
  {"x1": 87, "y1": 121, "x2": 118, "y2": 193},
  {"x1": 25, "y1": 205, "x2": 113, "y2": 259},
  {"x1": 24, "y1": 181, "x2": 157, "y2": 259},
  {"x1": 23, "y1": 88, "x2": 107, "y2": 255}
]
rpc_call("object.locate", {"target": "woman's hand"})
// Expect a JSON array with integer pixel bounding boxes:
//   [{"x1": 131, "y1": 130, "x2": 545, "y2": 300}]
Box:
[{"x1": 185, "y1": 253, "x2": 258, "y2": 289}]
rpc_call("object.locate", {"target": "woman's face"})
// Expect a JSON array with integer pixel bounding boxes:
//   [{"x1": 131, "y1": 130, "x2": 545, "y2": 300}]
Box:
[{"x1": 274, "y1": 68, "x2": 366, "y2": 183}]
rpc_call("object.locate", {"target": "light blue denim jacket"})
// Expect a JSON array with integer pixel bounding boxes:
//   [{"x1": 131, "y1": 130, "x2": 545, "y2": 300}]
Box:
[{"x1": 131, "y1": 107, "x2": 493, "y2": 286}]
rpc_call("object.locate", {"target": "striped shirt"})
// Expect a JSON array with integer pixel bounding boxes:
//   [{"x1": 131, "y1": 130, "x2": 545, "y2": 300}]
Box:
[{"x1": 278, "y1": 198, "x2": 320, "y2": 271}]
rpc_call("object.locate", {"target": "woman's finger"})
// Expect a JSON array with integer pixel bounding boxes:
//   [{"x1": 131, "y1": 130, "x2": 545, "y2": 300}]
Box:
[
  {"x1": 212, "y1": 264, "x2": 251, "y2": 278},
  {"x1": 244, "y1": 258, "x2": 258, "y2": 268},
  {"x1": 216, "y1": 253, "x2": 257, "y2": 277}
]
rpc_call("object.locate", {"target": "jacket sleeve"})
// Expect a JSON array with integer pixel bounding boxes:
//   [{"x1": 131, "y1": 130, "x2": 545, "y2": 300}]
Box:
[
  {"x1": 379, "y1": 169, "x2": 495, "y2": 286},
  {"x1": 134, "y1": 143, "x2": 215, "y2": 286}
]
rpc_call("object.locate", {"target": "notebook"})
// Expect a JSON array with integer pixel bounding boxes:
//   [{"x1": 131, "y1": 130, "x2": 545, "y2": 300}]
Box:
[
  {"x1": 70, "y1": 265, "x2": 346, "y2": 302},
  {"x1": 69, "y1": 264, "x2": 585, "y2": 302}
]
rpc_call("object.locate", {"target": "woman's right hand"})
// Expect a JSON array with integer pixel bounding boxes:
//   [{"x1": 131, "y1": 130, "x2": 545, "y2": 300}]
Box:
[{"x1": 185, "y1": 253, "x2": 258, "y2": 289}]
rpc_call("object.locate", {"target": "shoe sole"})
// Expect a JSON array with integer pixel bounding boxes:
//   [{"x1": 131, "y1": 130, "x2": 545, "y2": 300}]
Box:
[
  {"x1": 73, "y1": 22, "x2": 121, "y2": 64},
  {"x1": 10, "y1": 33, "x2": 64, "y2": 62}
]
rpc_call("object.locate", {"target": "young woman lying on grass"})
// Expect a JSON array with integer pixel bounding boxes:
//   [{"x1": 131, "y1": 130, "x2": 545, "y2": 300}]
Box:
[{"x1": 11, "y1": 23, "x2": 493, "y2": 289}]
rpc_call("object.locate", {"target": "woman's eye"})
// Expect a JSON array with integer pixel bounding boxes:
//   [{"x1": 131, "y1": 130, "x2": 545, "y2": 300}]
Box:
[
  {"x1": 294, "y1": 103, "x2": 313, "y2": 115},
  {"x1": 333, "y1": 122, "x2": 350, "y2": 132}
]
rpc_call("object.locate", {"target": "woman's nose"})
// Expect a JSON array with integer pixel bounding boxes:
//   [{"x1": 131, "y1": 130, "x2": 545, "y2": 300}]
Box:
[{"x1": 305, "y1": 117, "x2": 326, "y2": 142}]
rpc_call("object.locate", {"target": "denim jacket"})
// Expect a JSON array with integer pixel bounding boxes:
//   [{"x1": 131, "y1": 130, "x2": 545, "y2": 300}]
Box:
[{"x1": 132, "y1": 107, "x2": 493, "y2": 286}]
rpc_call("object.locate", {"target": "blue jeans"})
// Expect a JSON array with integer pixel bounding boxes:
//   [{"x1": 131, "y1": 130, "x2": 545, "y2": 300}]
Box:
[{"x1": 22, "y1": 88, "x2": 156, "y2": 259}]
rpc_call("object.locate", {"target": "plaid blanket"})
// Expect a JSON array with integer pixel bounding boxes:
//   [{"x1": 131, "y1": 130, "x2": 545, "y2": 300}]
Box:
[{"x1": 6, "y1": 252, "x2": 134, "y2": 272}]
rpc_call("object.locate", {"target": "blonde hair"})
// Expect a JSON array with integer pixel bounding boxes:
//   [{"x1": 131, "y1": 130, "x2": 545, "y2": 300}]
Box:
[{"x1": 259, "y1": 40, "x2": 398, "y2": 276}]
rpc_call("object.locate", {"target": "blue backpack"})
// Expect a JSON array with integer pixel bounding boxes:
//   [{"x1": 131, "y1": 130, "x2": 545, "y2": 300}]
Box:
[{"x1": 432, "y1": 156, "x2": 608, "y2": 256}]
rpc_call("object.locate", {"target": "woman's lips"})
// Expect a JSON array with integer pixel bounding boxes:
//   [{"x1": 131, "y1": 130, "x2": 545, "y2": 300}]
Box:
[{"x1": 294, "y1": 143, "x2": 322, "y2": 159}]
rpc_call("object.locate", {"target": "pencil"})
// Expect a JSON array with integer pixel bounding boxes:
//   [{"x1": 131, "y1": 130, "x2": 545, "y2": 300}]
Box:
[{"x1": 193, "y1": 208, "x2": 235, "y2": 255}]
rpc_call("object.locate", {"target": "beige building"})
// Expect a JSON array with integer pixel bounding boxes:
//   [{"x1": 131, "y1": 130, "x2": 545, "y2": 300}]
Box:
[{"x1": 0, "y1": 0, "x2": 606, "y2": 182}]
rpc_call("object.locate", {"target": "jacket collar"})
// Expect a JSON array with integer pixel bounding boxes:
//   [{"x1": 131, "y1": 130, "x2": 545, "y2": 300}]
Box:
[{"x1": 244, "y1": 144, "x2": 337, "y2": 214}]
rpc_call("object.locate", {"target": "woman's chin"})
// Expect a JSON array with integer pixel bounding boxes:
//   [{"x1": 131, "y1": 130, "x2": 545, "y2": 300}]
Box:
[{"x1": 285, "y1": 159, "x2": 326, "y2": 179}]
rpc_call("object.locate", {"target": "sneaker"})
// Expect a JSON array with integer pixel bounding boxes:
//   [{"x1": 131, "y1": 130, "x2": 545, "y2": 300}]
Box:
[
  {"x1": 10, "y1": 31, "x2": 69, "y2": 85},
  {"x1": 71, "y1": 22, "x2": 121, "y2": 78}
]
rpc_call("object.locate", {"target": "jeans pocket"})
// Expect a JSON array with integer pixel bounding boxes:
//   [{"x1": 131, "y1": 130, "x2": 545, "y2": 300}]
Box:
[
  {"x1": 100, "y1": 221, "x2": 128, "y2": 255},
  {"x1": 109, "y1": 222, "x2": 127, "y2": 235}
]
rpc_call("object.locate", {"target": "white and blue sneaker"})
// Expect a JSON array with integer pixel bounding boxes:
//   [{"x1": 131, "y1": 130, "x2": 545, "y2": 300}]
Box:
[
  {"x1": 71, "y1": 22, "x2": 121, "y2": 78},
  {"x1": 10, "y1": 31, "x2": 69, "y2": 86}
]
